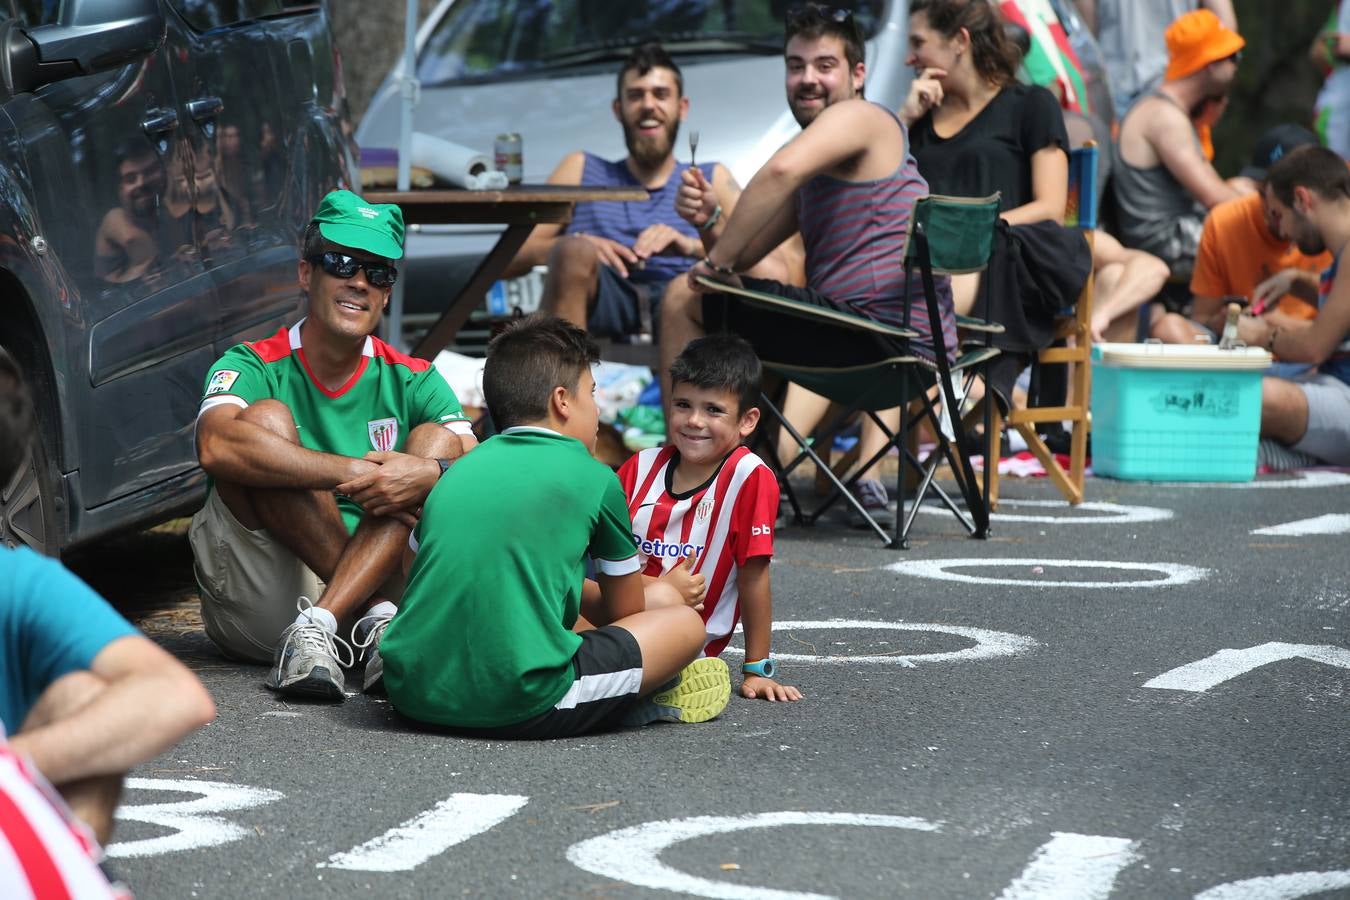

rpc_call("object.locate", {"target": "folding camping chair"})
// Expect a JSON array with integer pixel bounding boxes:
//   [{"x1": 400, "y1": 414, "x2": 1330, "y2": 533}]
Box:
[
  {"x1": 694, "y1": 192, "x2": 1001, "y2": 548},
  {"x1": 696, "y1": 277, "x2": 987, "y2": 548},
  {"x1": 988, "y1": 142, "x2": 1098, "y2": 506}
]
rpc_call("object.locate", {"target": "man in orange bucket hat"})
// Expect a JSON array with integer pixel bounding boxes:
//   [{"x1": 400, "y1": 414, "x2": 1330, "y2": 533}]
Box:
[{"x1": 1113, "y1": 7, "x2": 1247, "y2": 315}]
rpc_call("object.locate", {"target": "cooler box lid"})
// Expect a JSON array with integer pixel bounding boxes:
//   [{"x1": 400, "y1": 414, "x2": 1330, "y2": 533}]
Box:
[{"x1": 1094, "y1": 342, "x2": 1273, "y2": 370}]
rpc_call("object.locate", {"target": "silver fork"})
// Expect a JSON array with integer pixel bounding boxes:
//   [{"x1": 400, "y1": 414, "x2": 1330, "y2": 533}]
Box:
[{"x1": 689, "y1": 128, "x2": 700, "y2": 168}]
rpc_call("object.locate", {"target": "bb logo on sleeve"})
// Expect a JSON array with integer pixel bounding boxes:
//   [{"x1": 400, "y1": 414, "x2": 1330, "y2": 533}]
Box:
[
  {"x1": 368, "y1": 417, "x2": 398, "y2": 452},
  {"x1": 205, "y1": 370, "x2": 239, "y2": 396}
]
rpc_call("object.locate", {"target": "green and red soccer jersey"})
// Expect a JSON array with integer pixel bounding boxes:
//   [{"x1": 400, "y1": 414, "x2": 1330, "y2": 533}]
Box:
[{"x1": 198, "y1": 320, "x2": 472, "y2": 531}]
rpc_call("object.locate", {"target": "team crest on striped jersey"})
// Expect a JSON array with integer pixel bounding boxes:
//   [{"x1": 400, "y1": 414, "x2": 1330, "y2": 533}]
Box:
[
  {"x1": 694, "y1": 495, "x2": 715, "y2": 524},
  {"x1": 368, "y1": 417, "x2": 398, "y2": 452}
]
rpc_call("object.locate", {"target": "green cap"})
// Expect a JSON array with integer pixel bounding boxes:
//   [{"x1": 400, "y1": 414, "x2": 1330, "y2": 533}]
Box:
[{"x1": 310, "y1": 189, "x2": 405, "y2": 260}]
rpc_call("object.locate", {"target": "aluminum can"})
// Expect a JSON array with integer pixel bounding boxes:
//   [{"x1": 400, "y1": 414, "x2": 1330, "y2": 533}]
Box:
[{"x1": 493, "y1": 133, "x2": 523, "y2": 184}]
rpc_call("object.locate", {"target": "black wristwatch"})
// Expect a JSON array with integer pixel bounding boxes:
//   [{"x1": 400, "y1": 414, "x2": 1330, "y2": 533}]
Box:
[{"x1": 435, "y1": 458, "x2": 453, "y2": 477}]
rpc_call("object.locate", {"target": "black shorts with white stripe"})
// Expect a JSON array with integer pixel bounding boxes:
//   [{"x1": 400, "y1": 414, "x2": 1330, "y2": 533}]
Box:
[{"x1": 448, "y1": 625, "x2": 645, "y2": 740}]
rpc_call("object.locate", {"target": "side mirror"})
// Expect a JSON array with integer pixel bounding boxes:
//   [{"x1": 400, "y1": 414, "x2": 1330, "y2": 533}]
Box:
[{"x1": 0, "y1": 0, "x2": 165, "y2": 99}]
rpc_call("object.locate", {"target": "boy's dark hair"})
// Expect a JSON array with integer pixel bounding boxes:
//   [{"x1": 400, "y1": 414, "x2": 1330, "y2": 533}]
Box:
[
  {"x1": 0, "y1": 351, "x2": 34, "y2": 485},
  {"x1": 910, "y1": 0, "x2": 1020, "y2": 87},
  {"x1": 1266, "y1": 145, "x2": 1350, "y2": 207},
  {"x1": 785, "y1": 3, "x2": 866, "y2": 72},
  {"x1": 484, "y1": 314, "x2": 599, "y2": 430},
  {"x1": 668, "y1": 334, "x2": 762, "y2": 417},
  {"x1": 617, "y1": 42, "x2": 683, "y2": 99}
]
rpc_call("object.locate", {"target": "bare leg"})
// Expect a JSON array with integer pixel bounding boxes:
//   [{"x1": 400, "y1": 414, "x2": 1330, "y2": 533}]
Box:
[
  {"x1": 1150, "y1": 311, "x2": 1209, "y2": 344},
  {"x1": 540, "y1": 235, "x2": 602, "y2": 330},
  {"x1": 609, "y1": 606, "x2": 706, "y2": 693},
  {"x1": 1260, "y1": 377, "x2": 1310, "y2": 445},
  {"x1": 951, "y1": 272, "x2": 981, "y2": 316},
  {"x1": 776, "y1": 384, "x2": 831, "y2": 466},
  {"x1": 658, "y1": 279, "x2": 706, "y2": 429},
  {"x1": 20, "y1": 672, "x2": 122, "y2": 845},
  {"x1": 316, "y1": 422, "x2": 460, "y2": 623}
]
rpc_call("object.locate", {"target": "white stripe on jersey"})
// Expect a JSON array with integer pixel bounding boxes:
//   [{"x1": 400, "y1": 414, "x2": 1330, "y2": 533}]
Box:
[
  {"x1": 553, "y1": 667, "x2": 643, "y2": 710},
  {"x1": 0, "y1": 750, "x2": 116, "y2": 899},
  {"x1": 196, "y1": 394, "x2": 248, "y2": 419}
]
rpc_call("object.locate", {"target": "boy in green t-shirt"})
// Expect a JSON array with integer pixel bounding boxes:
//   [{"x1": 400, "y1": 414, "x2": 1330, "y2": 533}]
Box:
[{"x1": 380, "y1": 315, "x2": 731, "y2": 738}]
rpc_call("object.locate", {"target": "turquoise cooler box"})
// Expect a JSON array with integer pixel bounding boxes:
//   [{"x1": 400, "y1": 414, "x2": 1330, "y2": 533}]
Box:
[{"x1": 1090, "y1": 343, "x2": 1272, "y2": 482}]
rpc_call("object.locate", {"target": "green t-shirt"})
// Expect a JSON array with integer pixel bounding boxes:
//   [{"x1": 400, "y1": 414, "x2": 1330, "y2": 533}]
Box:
[
  {"x1": 382, "y1": 427, "x2": 640, "y2": 728},
  {"x1": 198, "y1": 320, "x2": 471, "y2": 531}
]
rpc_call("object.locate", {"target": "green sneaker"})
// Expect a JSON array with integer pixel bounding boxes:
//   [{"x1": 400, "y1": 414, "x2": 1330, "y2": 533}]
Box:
[{"x1": 635, "y1": 657, "x2": 732, "y2": 724}]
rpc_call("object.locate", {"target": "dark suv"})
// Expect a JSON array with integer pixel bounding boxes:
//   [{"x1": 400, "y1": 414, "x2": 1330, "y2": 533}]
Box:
[{"x1": 0, "y1": 0, "x2": 355, "y2": 555}]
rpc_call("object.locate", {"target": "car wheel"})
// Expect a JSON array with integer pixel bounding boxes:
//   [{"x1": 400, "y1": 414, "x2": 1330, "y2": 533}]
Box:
[{"x1": 1, "y1": 432, "x2": 56, "y2": 554}]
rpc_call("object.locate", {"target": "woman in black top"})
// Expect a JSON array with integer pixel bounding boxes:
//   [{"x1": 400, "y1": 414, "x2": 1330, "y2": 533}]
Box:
[{"x1": 900, "y1": 0, "x2": 1069, "y2": 312}]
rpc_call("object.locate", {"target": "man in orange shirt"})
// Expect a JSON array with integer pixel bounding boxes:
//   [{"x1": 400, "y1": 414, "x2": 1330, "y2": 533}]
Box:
[{"x1": 1152, "y1": 124, "x2": 1327, "y2": 365}]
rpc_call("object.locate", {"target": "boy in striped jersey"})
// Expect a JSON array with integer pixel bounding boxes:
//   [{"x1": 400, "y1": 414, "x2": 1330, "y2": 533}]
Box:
[{"x1": 619, "y1": 335, "x2": 802, "y2": 702}]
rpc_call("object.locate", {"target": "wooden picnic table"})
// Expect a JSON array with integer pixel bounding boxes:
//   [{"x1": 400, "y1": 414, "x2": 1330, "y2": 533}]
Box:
[{"x1": 366, "y1": 185, "x2": 650, "y2": 358}]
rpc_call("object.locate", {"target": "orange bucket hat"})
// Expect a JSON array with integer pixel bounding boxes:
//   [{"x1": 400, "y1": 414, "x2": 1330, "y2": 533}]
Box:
[{"x1": 1165, "y1": 9, "x2": 1245, "y2": 81}]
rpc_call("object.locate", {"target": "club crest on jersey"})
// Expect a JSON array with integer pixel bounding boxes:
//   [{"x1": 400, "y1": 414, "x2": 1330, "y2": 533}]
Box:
[
  {"x1": 205, "y1": 370, "x2": 239, "y2": 395},
  {"x1": 694, "y1": 496, "x2": 715, "y2": 523},
  {"x1": 368, "y1": 417, "x2": 398, "y2": 452}
]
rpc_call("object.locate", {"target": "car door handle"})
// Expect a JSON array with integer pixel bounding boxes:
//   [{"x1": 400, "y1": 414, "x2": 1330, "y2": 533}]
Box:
[
  {"x1": 141, "y1": 107, "x2": 179, "y2": 135},
  {"x1": 187, "y1": 97, "x2": 224, "y2": 122}
]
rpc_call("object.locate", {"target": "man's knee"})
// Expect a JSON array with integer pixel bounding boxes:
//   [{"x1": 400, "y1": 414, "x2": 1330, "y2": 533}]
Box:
[
  {"x1": 547, "y1": 234, "x2": 601, "y2": 280},
  {"x1": 237, "y1": 398, "x2": 301, "y2": 442},
  {"x1": 660, "y1": 279, "x2": 702, "y2": 329},
  {"x1": 20, "y1": 670, "x2": 109, "y2": 733}
]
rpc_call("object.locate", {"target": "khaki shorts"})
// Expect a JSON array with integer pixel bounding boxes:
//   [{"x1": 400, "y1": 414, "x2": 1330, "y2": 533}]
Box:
[{"x1": 189, "y1": 489, "x2": 324, "y2": 664}]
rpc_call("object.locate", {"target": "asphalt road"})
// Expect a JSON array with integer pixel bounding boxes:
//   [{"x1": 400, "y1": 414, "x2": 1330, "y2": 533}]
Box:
[{"x1": 73, "y1": 470, "x2": 1350, "y2": 899}]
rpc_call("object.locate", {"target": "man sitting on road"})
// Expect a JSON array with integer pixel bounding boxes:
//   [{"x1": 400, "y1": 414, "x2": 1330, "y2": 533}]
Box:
[
  {"x1": 191, "y1": 189, "x2": 475, "y2": 700},
  {"x1": 1113, "y1": 9, "x2": 1245, "y2": 288},
  {"x1": 0, "y1": 353, "x2": 216, "y2": 854},
  {"x1": 503, "y1": 43, "x2": 793, "y2": 344},
  {"x1": 1151, "y1": 125, "x2": 1329, "y2": 356},
  {"x1": 1236, "y1": 146, "x2": 1350, "y2": 469},
  {"x1": 662, "y1": 4, "x2": 956, "y2": 521}
]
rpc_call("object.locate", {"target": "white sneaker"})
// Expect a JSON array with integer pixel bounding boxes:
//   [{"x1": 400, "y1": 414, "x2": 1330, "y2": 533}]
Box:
[
  {"x1": 264, "y1": 598, "x2": 353, "y2": 701},
  {"x1": 352, "y1": 609, "x2": 394, "y2": 694}
]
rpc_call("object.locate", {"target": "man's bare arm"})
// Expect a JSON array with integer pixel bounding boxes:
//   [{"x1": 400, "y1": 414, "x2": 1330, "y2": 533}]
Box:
[
  {"x1": 11, "y1": 636, "x2": 215, "y2": 785},
  {"x1": 1074, "y1": 0, "x2": 1096, "y2": 34},
  {"x1": 1150, "y1": 109, "x2": 1239, "y2": 209},
  {"x1": 500, "y1": 151, "x2": 587, "y2": 279},
  {"x1": 196, "y1": 404, "x2": 372, "y2": 489},
  {"x1": 712, "y1": 99, "x2": 886, "y2": 269}
]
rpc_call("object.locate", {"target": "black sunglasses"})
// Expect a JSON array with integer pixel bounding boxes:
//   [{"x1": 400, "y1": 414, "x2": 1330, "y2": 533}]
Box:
[
  {"x1": 787, "y1": 4, "x2": 854, "y2": 25},
  {"x1": 1223, "y1": 49, "x2": 1243, "y2": 65},
  {"x1": 308, "y1": 251, "x2": 398, "y2": 287}
]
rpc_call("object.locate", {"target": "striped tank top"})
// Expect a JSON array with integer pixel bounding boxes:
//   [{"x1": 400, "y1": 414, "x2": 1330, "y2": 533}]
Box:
[
  {"x1": 567, "y1": 153, "x2": 715, "y2": 285},
  {"x1": 794, "y1": 105, "x2": 956, "y2": 362},
  {"x1": 1319, "y1": 255, "x2": 1350, "y2": 385}
]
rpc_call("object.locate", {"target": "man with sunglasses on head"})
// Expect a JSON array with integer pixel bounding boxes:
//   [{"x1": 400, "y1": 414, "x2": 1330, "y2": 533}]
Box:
[
  {"x1": 662, "y1": 2, "x2": 955, "y2": 519},
  {"x1": 191, "y1": 189, "x2": 476, "y2": 701}
]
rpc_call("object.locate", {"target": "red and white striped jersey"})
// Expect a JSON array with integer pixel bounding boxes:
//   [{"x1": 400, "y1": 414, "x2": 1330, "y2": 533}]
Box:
[
  {"x1": 618, "y1": 445, "x2": 778, "y2": 655},
  {"x1": 0, "y1": 740, "x2": 118, "y2": 899}
]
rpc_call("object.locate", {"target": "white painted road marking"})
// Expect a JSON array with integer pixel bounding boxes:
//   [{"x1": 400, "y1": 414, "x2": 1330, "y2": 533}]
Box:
[
  {"x1": 997, "y1": 832, "x2": 1140, "y2": 900},
  {"x1": 108, "y1": 779, "x2": 284, "y2": 859},
  {"x1": 320, "y1": 793, "x2": 529, "y2": 872},
  {"x1": 1188, "y1": 471, "x2": 1350, "y2": 489},
  {"x1": 1252, "y1": 514, "x2": 1350, "y2": 536},
  {"x1": 1143, "y1": 643, "x2": 1350, "y2": 692},
  {"x1": 723, "y1": 619, "x2": 1038, "y2": 666},
  {"x1": 567, "y1": 811, "x2": 941, "y2": 900},
  {"x1": 919, "y1": 499, "x2": 1174, "y2": 524},
  {"x1": 1194, "y1": 870, "x2": 1350, "y2": 899},
  {"x1": 888, "y1": 559, "x2": 1210, "y2": 589}
]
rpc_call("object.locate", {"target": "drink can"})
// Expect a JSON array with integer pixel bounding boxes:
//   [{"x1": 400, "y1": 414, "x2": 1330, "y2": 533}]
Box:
[{"x1": 493, "y1": 133, "x2": 523, "y2": 184}]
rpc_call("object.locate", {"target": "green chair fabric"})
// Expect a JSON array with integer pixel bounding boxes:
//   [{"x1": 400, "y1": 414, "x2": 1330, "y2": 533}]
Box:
[{"x1": 906, "y1": 194, "x2": 1002, "y2": 275}]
